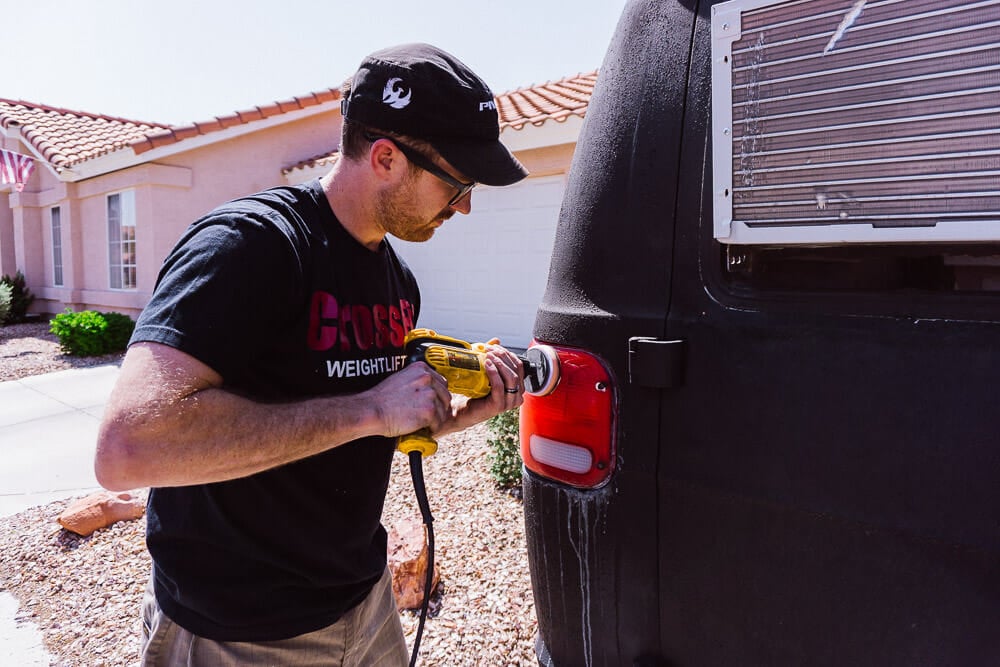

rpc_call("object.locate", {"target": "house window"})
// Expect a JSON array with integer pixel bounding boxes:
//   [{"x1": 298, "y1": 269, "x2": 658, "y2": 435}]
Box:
[
  {"x1": 107, "y1": 191, "x2": 136, "y2": 290},
  {"x1": 51, "y1": 206, "x2": 63, "y2": 286}
]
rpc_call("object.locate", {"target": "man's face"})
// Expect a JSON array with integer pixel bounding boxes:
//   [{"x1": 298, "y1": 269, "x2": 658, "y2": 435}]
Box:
[{"x1": 375, "y1": 155, "x2": 472, "y2": 243}]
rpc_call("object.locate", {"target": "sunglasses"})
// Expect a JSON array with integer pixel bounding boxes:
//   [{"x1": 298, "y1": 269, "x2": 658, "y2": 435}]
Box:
[{"x1": 366, "y1": 133, "x2": 477, "y2": 207}]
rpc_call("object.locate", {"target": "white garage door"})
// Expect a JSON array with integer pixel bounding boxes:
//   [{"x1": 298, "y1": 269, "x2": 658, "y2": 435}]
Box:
[{"x1": 391, "y1": 174, "x2": 564, "y2": 350}]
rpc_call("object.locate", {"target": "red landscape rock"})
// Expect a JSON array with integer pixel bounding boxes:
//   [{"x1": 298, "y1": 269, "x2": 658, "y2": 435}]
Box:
[
  {"x1": 387, "y1": 518, "x2": 440, "y2": 610},
  {"x1": 57, "y1": 490, "x2": 145, "y2": 537}
]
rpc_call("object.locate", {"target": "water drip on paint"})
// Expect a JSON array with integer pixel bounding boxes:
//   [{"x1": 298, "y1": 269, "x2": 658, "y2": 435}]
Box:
[{"x1": 561, "y1": 486, "x2": 610, "y2": 667}]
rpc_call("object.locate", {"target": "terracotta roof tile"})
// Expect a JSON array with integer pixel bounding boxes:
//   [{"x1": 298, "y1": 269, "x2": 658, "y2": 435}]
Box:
[
  {"x1": 497, "y1": 71, "x2": 596, "y2": 130},
  {"x1": 282, "y1": 152, "x2": 340, "y2": 175},
  {"x1": 314, "y1": 90, "x2": 338, "y2": 103},
  {"x1": 0, "y1": 98, "x2": 171, "y2": 168},
  {"x1": 217, "y1": 115, "x2": 243, "y2": 130},
  {"x1": 128, "y1": 86, "x2": 343, "y2": 156},
  {"x1": 1, "y1": 72, "x2": 596, "y2": 172},
  {"x1": 194, "y1": 119, "x2": 225, "y2": 133},
  {"x1": 237, "y1": 108, "x2": 264, "y2": 124}
]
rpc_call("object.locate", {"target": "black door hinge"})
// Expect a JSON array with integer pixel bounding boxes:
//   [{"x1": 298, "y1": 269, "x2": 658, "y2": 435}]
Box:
[{"x1": 628, "y1": 337, "x2": 685, "y2": 389}]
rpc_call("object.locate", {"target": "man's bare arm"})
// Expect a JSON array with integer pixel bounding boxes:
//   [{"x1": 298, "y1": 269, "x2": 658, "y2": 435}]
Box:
[{"x1": 95, "y1": 342, "x2": 451, "y2": 490}]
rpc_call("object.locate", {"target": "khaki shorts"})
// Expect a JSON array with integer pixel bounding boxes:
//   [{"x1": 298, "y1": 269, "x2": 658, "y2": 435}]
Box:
[{"x1": 140, "y1": 568, "x2": 408, "y2": 666}]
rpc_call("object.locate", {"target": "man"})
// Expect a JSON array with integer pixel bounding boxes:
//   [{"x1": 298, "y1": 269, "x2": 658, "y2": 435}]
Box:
[{"x1": 96, "y1": 43, "x2": 528, "y2": 665}]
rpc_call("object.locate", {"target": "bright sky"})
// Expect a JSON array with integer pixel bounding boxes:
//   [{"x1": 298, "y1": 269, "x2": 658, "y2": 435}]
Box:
[{"x1": 6, "y1": 0, "x2": 627, "y2": 126}]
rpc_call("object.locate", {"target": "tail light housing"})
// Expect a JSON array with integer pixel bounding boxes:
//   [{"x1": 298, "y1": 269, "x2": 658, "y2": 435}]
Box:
[{"x1": 520, "y1": 342, "x2": 616, "y2": 488}]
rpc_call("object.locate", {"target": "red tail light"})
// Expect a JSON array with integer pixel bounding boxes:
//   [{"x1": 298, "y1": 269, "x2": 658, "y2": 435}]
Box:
[{"x1": 520, "y1": 342, "x2": 616, "y2": 488}]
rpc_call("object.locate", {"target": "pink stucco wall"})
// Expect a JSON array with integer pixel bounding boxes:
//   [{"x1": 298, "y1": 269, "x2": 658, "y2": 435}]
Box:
[
  {"x1": 9, "y1": 108, "x2": 342, "y2": 318},
  {"x1": 4, "y1": 109, "x2": 575, "y2": 322},
  {"x1": 0, "y1": 195, "x2": 14, "y2": 272}
]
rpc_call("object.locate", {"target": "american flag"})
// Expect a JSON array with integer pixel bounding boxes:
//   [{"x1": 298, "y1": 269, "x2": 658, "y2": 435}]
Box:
[{"x1": 0, "y1": 149, "x2": 36, "y2": 192}]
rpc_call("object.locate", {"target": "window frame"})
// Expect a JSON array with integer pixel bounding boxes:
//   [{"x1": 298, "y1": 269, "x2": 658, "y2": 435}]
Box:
[
  {"x1": 51, "y1": 205, "x2": 63, "y2": 287},
  {"x1": 107, "y1": 190, "x2": 137, "y2": 291}
]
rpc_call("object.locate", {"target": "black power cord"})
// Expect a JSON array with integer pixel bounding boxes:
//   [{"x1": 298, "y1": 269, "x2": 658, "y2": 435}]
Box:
[
  {"x1": 396, "y1": 339, "x2": 559, "y2": 664},
  {"x1": 407, "y1": 450, "x2": 435, "y2": 667}
]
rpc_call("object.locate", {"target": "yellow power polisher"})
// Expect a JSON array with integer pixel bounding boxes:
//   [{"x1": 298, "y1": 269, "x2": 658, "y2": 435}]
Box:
[
  {"x1": 395, "y1": 328, "x2": 559, "y2": 666},
  {"x1": 396, "y1": 328, "x2": 560, "y2": 457}
]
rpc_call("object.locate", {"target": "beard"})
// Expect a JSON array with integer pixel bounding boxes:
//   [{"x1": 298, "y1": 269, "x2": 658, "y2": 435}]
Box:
[{"x1": 375, "y1": 175, "x2": 453, "y2": 242}]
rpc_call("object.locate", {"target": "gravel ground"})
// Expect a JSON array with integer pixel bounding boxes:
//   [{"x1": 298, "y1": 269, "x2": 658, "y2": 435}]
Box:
[
  {"x1": 0, "y1": 323, "x2": 537, "y2": 666},
  {"x1": 0, "y1": 321, "x2": 124, "y2": 381}
]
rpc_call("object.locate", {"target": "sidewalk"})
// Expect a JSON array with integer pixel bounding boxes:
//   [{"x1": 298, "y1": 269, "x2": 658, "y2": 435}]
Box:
[
  {"x1": 0, "y1": 364, "x2": 119, "y2": 519},
  {"x1": 0, "y1": 364, "x2": 120, "y2": 665}
]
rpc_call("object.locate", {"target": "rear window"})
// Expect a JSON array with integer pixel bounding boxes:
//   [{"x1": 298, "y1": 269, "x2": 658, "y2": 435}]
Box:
[
  {"x1": 723, "y1": 244, "x2": 1000, "y2": 293},
  {"x1": 711, "y1": 0, "x2": 1000, "y2": 246}
]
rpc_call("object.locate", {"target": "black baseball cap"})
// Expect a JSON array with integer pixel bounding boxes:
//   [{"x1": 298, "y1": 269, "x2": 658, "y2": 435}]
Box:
[{"x1": 341, "y1": 43, "x2": 529, "y2": 187}]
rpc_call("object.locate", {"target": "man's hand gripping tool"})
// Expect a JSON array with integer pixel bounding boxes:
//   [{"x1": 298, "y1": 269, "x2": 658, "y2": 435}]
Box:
[
  {"x1": 396, "y1": 328, "x2": 560, "y2": 457},
  {"x1": 394, "y1": 328, "x2": 559, "y2": 666}
]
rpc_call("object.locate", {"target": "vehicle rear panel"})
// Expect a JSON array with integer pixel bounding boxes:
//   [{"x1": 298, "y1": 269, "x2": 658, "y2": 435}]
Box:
[
  {"x1": 526, "y1": 0, "x2": 695, "y2": 663},
  {"x1": 525, "y1": 0, "x2": 1000, "y2": 665}
]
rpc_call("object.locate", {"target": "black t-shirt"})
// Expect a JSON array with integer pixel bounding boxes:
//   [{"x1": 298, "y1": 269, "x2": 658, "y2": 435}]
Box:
[{"x1": 132, "y1": 179, "x2": 420, "y2": 641}]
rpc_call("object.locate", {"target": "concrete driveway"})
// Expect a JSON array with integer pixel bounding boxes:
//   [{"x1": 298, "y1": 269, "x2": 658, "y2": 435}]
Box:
[
  {"x1": 0, "y1": 364, "x2": 120, "y2": 664},
  {"x1": 0, "y1": 364, "x2": 119, "y2": 519}
]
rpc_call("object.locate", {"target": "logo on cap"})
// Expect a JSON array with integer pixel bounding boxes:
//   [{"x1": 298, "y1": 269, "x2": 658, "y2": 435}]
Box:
[{"x1": 382, "y1": 78, "x2": 412, "y2": 109}]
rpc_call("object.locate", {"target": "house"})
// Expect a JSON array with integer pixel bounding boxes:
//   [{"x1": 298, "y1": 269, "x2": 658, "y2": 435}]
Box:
[{"x1": 0, "y1": 71, "x2": 595, "y2": 348}]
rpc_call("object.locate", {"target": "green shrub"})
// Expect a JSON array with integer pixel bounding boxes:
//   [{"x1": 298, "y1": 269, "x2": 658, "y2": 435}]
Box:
[
  {"x1": 486, "y1": 407, "x2": 523, "y2": 490},
  {"x1": 50, "y1": 310, "x2": 107, "y2": 356},
  {"x1": 49, "y1": 309, "x2": 135, "y2": 356},
  {"x1": 0, "y1": 271, "x2": 34, "y2": 323},
  {"x1": 102, "y1": 311, "x2": 137, "y2": 353},
  {"x1": 0, "y1": 283, "x2": 11, "y2": 325}
]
